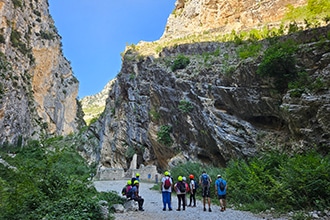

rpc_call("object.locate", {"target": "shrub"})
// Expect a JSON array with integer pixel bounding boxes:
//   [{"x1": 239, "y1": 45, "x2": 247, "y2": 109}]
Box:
[
  {"x1": 288, "y1": 72, "x2": 327, "y2": 97},
  {"x1": 0, "y1": 34, "x2": 5, "y2": 44},
  {"x1": 149, "y1": 108, "x2": 160, "y2": 122},
  {"x1": 40, "y1": 31, "x2": 55, "y2": 40},
  {"x1": 171, "y1": 54, "x2": 190, "y2": 71},
  {"x1": 0, "y1": 139, "x2": 124, "y2": 219},
  {"x1": 285, "y1": 0, "x2": 330, "y2": 22},
  {"x1": 157, "y1": 125, "x2": 173, "y2": 146},
  {"x1": 178, "y1": 100, "x2": 193, "y2": 113},
  {"x1": 226, "y1": 150, "x2": 330, "y2": 212},
  {"x1": 12, "y1": 0, "x2": 22, "y2": 8},
  {"x1": 125, "y1": 145, "x2": 136, "y2": 158},
  {"x1": 238, "y1": 42, "x2": 262, "y2": 59},
  {"x1": 10, "y1": 29, "x2": 30, "y2": 55},
  {"x1": 257, "y1": 40, "x2": 298, "y2": 92}
]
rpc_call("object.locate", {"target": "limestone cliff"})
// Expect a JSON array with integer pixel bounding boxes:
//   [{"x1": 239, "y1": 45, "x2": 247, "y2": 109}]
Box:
[
  {"x1": 162, "y1": 0, "x2": 307, "y2": 40},
  {"x1": 80, "y1": 0, "x2": 329, "y2": 172},
  {"x1": 0, "y1": 0, "x2": 83, "y2": 146},
  {"x1": 81, "y1": 80, "x2": 115, "y2": 125}
]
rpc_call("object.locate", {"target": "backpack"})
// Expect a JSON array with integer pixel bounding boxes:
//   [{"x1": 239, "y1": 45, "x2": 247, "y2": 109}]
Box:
[
  {"x1": 201, "y1": 174, "x2": 209, "y2": 186},
  {"x1": 220, "y1": 180, "x2": 225, "y2": 191},
  {"x1": 194, "y1": 180, "x2": 199, "y2": 189},
  {"x1": 126, "y1": 187, "x2": 134, "y2": 198},
  {"x1": 164, "y1": 177, "x2": 171, "y2": 189},
  {"x1": 121, "y1": 186, "x2": 127, "y2": 196},
  {"x1": 185, "y1": 182, "x2": 190, "y2": 193},
  {"x1": 178, "y1": 182, "x2": 186, "y2": 193}
]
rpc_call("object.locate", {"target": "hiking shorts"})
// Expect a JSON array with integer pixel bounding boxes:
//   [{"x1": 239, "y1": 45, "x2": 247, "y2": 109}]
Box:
[
  {"x1": 202, "y1": 185, "x2": 210, "y2": 197},
  {"x1": 218, "y1": 194, "x2": 226, "y2": 199}
]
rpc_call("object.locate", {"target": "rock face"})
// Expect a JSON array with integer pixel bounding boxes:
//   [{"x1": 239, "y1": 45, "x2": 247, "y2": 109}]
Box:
[
  {"x1": 162, "y1": 0, "x2": 307, "y2": 39},
  {"x1": 0, "y1": 0, "x2": 82, "y2": 146},
  {"x1": 80, "y1": 80, "x2": 115, "y2": 124},
  {"x1": 80, "y1": 0, "x2": 329, "y2": 172}
]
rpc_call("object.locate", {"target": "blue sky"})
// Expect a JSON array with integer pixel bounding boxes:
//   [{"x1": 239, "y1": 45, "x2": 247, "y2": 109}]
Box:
[{"x1": 48, "y1": 0, "x2": 176, "y2": 98}]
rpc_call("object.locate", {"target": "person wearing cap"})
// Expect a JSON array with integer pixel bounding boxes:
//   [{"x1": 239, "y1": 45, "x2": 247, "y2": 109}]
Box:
[
  {"x1": 215, "y1": 174, "x2": 227, "y2": 212},
  {"x1": 161, "y1": 171, "x2": 173, "y2": 211},
  {"x1": 174, "y1": 176, "x2": 186, "y2": 211},
  {"x1": 132, "y1": 180, "x2": 144, "y2": 211}
]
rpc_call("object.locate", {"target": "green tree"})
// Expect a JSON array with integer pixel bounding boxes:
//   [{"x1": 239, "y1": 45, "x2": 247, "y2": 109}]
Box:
[{"x1": 257, "y1": 40, "x2": 298, "y2": 92}]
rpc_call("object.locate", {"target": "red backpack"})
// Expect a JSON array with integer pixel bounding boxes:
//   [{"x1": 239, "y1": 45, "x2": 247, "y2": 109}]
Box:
[
  {"x1": 164, "y1": 177, "x2": 171, "y2": 189},
  {"x1": 185, "y1": 182, "x2": 190, "y2": 193}
]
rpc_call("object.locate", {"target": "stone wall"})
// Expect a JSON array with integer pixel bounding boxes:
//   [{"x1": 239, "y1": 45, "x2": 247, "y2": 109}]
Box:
[{"x1": 95, "y1": 164, "x2": 161, "y2": 183}]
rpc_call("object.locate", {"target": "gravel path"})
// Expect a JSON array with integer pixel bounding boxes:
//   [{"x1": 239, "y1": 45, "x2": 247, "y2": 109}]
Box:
[{"x1": 94, "y1": 180, "x2": 287, "y2": 220}]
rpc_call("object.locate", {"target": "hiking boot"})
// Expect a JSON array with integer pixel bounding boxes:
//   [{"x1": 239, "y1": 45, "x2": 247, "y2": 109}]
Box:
[
  {"x1": 209, "y1": 208, "x2": 212, "y2": 212},
  {"x1": 203, "y1": 207, "x2": 206, "y2": 211}
]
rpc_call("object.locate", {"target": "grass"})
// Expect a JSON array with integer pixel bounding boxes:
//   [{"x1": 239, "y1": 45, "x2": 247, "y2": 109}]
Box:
[{"x1": 82, "y1": 105, "x2": 105, "y2": 125}]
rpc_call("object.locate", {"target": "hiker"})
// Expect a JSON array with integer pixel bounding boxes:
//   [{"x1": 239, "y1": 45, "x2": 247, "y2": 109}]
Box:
[
  {"x1": 188, "y1": 174, "x2": 197, "y2": 207},
  {"x1": 131, "y1": 173, "x2": 140, "y2": 184},
  {"x1": 121, "y1": 180, "x2": 133, "y2": 199},
  {"x1": 174, "y1": 176, "x2": 186, "y2": 211},
  {"x1": 135, "y1": 173, "x2": 140, "y2": 181},
  {"x1": 161, "y1": 171, "x2": 173, "y2": 211},
  {"x1": 182, "y1": 176, "x2": 189, "y2": 207},
  {"x1": 215, "y1": 174, "x2": 227, "y2": 212},
  {"x1": 199, "y1": 171, "x2": 212, "y2": 212},
  {"x1": 132, "y1": 180, "x2": 144, "y2": 211}
]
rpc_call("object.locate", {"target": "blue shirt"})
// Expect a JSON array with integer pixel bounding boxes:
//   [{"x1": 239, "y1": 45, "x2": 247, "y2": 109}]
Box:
[
  {"x1": 215, "y1": 178, "x2": 227, "y2": 195},
  {"x1": 131, "y1": 186, "x2": 138, "y2": 199}
]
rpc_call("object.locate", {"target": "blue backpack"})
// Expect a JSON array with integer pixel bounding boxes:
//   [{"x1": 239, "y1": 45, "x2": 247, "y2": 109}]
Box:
[
  {"x1": 201, "y1": 174, "x2": 209, "y2": 186},
  {"x1": 220, "y1": 180, "x2": 225, "y2": 191},
  {"x1": 195, "y1": 179, "x2": 199, "y2": 189}
]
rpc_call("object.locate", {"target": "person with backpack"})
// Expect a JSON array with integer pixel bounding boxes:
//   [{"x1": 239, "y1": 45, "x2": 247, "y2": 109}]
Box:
[
  {"x1": 215, "y1": 174, "x2": 227, "y2": 212},
  {"x1": 199, "y1": 171, "x2": 212, "y2": 212},
  {"x1": 161, "y1": 171, "x2": 173, "y2": 211},
  {"x1": 132, "y1": 180, "x2": 144, "y2": 211},
  {"x1": 135, "y1": 173, "x2": 140, "y2": 181},
  {"x1": 182, "y1": 176, "x2": 189, "y2": 207},
  {"x1": 131, "y1": 173, "x2": 140, "y2": 185},
  {"x1": 121, "y1": 180, "x2": 133, "y2": 199},
  {"x1": 188, "y1": 174, "x2": 197, "y2": 207},
  {"x1": 174, "y1": 176, "x2": 186, "y2": 211}
]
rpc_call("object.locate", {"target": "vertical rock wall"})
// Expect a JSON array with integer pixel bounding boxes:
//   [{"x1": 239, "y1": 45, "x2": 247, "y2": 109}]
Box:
[{"x1": 0, "y1": 0, "x2": 81, "y2": 146}]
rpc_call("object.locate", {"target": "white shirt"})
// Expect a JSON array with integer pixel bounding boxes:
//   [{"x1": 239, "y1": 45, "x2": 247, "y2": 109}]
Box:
[
  {"x1": 189, "y1": 179, "x2": 196, "y2": 190},
  {"x1": 161, "y1": 176, "x2": 172, "y2": 192}
]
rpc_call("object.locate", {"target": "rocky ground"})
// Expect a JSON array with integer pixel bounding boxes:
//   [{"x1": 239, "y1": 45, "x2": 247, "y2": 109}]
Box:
[{"x1": 94, "y1": 180, "x2": 288, "y2": 220}]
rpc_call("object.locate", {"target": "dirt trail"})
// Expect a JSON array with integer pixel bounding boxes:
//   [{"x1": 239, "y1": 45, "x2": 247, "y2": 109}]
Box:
[{"x1": 94, "y1": 180, "x2": 286, "y2": 220}]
